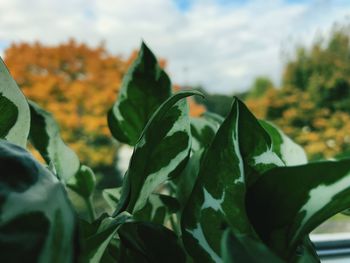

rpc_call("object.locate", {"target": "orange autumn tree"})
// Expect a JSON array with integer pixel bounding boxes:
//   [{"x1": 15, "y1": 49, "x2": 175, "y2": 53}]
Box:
[
  {"x1": 4, "y1": 40, "x2": 205, "y2": 170},
  {"x1": 4, "y1": 40, "x2": 133, "y2": 168}
]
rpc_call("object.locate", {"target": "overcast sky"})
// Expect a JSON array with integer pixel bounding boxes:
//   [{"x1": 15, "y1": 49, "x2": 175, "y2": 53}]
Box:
[{"x1": 0, "y1": 0, "x2": 349, "y2": 93}]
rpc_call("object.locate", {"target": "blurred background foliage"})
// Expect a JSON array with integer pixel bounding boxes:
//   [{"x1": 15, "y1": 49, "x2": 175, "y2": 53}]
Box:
[
  {"x1": 245, "y1": 25, "x2": 350, "y2": 161},
  {"x1": 4, "y1": 40, "x2": 130, "y2": 187},
  {"x1": 3, "y1": 40, "x2": 205, "y2": 183},
  {"x1": 194, "y1": 25, "x2": 350, "y2": 161},
  {"x1": 3, "y1": 24, "x2": 350, "y2": 177}
]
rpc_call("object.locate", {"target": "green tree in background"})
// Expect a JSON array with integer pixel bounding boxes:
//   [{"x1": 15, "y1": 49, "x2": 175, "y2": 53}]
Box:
[
  {"x1": 246, "y1": 25, "x2": 350, "y2": 160},
  {"x1": 246, "y1": 76, "x2": 274, "y2": 99},
  {"x1": 191, "y1": 77, "x2": 274, "y2": 117},
  {"x1": 284, "y1": 26, "x2": 350, "y2": 111},
  {"x1": 192, "y1": 86, "x2": 233, "y2": 116}
]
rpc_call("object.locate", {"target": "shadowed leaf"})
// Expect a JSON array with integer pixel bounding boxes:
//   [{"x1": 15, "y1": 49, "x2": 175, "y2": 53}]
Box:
[{"x1": 246, "y1": 159, "x2": 350, "y2": 259}]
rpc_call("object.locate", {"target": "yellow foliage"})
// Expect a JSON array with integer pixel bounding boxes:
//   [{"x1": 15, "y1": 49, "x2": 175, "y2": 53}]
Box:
[
  {"x1": 4, "y1": 40, "x2": 205, "y2": 168},
  {"x1": 246, "y1": 87, "x2": 350, "y2": 160},
  {"x1": 4, "y1": 40, "x2": 130, "y2": 167}
]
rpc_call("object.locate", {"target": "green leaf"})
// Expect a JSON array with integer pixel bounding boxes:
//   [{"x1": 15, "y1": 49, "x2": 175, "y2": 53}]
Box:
[
  {"x1": 108, "y1": 42, "x2": 172, "y2": 145},
  {"x1": 175, "y1": 113, "x2": 222, "y2": 209},
  {"x1": 235, "y1": 99, "x2": 285, "y2": 186},
  {"x1": 171, "y1": 149, "x2": 204, "y2": 209},
  {"x1": 118, "y1": 221, "x2": 186, "y2": 263},
  {"x1": 259, "y1": 120, "x2": 307, "y2": 166},
  {"x1": 67, "y1": 165, "x2": 96, "y2": 199},
  {"x1": 0, "y1": 140, "x2": 77, "y2": 262},
  {"x1": 28, "y1": 101, "x2": 80, "y2": 183},
  {"x1": 114, "y1": 91, "x2": 203, "y2": 215},
  {"x1": 292, "y1": 237, "x2": 320, "y2": 263},
  {"x1": 104, "y1": 185, "x2": 179, "y2": 224},
  {"x1": 190, "y1": 114, "x2": 221, "y2": 152},
  {"x1": 83, "y1": 212, "x2": 132, "y2": 263},
  {"x1": 79, "y1": 213, "x2": 109, "y2": 240},
  {"x1": 0, "y1": 95, "x2": 18, "y2": 139},
  {"x1": 181, "y1": 98, "x2": 287, "y2": 262},
  {"x1": 246, "y1": 159, "x2": 350, "y2": 260},
  {"x1": 221, "y1": 229, "x2": 283, "y2": 263},
  {"x1": 0, "y1": 58, "x2": 30, "y2": 148},
  {"x1": 100, "y1": 237, "x2": 121, "y2": 263},
  {"x1": 103, "y1": 187, "x2": 122, "y2": 210},
  {"x1": 134, "y1": 194, "x2": 180, "y2": 225},
  {"x1": 181, "y1": 98, "x2": 254, "y2": 263},
  {"x1": 202, "y1": 112, "x2": 224, "y2": 124}
]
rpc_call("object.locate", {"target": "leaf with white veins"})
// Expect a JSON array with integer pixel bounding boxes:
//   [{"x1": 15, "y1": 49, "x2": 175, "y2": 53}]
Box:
[
  {"x1": 190, "y1": 114, "x2": 221, "y2": 152},
  {"x1": 235, "y1": 99, "x2": 285, "y2": 186},
  {"x1": 259, "y1": 120, "x2": 307, "y2": 166},
  {"x1": 182, "y1": 99, "x2": 253, "y2": 263},
  {"x1": 83, "y1": 212, "x2": 132, "y2": 263},
  {"x1": 108, "y1": 42, "x2": 172, "y2": 145},
  {"x1": 182, "y1": 98, "x2": 290, "y2": 262},
  {"x1": 134, "y1": 194, "x2": 180, "y2": 225},
  {"x1": 246, "y1": 159, "x2": 350, "y2": 259},
  {"x1": 114, "y1": 91, "x2": 203, "y2": 215}
]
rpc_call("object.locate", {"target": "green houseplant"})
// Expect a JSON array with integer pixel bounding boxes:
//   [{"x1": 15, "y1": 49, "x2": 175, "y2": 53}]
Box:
[{"x1": 1, "y1": 42, "x2": 350, "y2": 262}]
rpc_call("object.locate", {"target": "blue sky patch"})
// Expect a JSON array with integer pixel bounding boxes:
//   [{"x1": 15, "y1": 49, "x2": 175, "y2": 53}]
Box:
[
  {"x1": 0, "y1": 41, "x2": 9, "y2": 54},
  {"x1": 173, "y1": 0, "x2": 191, "y2": 11}
]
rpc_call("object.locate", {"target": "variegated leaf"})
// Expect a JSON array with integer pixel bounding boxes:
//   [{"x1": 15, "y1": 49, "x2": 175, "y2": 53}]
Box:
[
  {"x1": 134, "y1": 194, "x2": 180, "y2": 225},
  {"x1": 114, "y1": 91, "x2": 202, "y2": 215},
  {"x1": 190, "y1": 114, "x2": 221, "y2": 152},
  {"x1": 182, "y1": 99, "x2": 254, "y2": 263},
  {"x1": 181, "y1": 98, "x2": 288, "y2": 262},
  {"x1": 246, "y1": 159, "x2": 350, "y2": 260},
  {"x1": 166, "y1": 113, "x2": 221, "y2": 210},
  {"x1": 259, "y1": 120, "x2": 307, "y2": 166},
  {"x1": 103, "y1": 187, "x2": 179, "y2": 225},
  {"x1": 0, "y1": 58, "x2": 30, "y2": 148},
  {"x1": 29, "y1": 101, "x2": 80, "y2": 183},
  {"x1": 82, "y1": 212, "x2": 132, "y2": 263},
  {"x1": 170, "y1": 114, "x2": 220, "y2": 209},
  {"x1": 108, "y1": 42, "x2": 172, "y2": 145},
  {"x1": 0, "y1": 140, "x2": 77, "y2": 262},
  {"x1": 115, "y1": 91, "x2": 201, "y2": 214},
  {"x1": 171, "y1": 149, "x2": 204, "y2": 209},
  {"x1": 235, "y1": 99, "x2": 285, "y2": 186}
]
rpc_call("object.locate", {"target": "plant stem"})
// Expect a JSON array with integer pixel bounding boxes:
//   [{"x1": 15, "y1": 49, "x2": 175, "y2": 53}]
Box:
[
  {"x1": 86, "y1": 196, "x2": 96, "y2": 222},
  {"x1": 169, "y1": 214, "x2": 180, "y2": 235}
]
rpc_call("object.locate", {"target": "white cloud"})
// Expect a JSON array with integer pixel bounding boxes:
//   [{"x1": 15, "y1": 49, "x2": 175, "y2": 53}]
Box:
[{"x1": 0, "y1": 0, "x2": 349, "y2": 93}]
